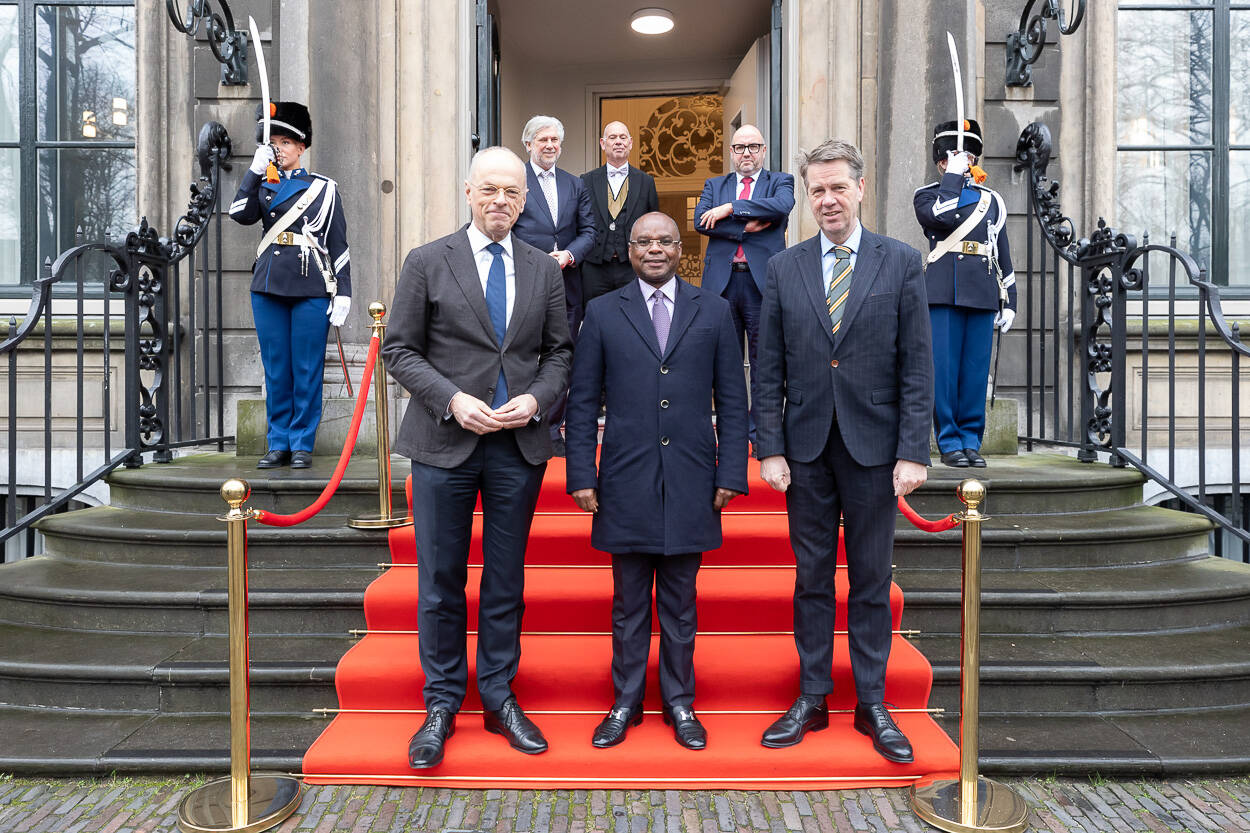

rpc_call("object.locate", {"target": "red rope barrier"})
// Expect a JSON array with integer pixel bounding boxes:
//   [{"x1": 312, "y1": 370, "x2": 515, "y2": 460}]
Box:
[
  {"x1": 253, "y1": 334, "x2": 379, "y2": 527},
  {"x1": 897, "y1": 495, "x2": 960, "y2": 533}
]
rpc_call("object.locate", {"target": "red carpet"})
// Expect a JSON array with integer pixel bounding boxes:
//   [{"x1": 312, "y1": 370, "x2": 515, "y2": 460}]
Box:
[{"x1": 302, "y1": 458, "x2": 959, "y2": 788}]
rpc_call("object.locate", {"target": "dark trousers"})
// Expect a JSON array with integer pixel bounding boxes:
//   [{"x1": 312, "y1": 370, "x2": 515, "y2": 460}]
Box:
[
  {"x1": 582, "y1": 258, "x2": 634, "y2": 305},
  {"x1": 250, "y1": 292, "x2": 328, "y2": 452},
  {"x1": 723, "y1": 268, "x2": 762, "y2": 440},
  {"x1": 785, "y1": 421, "x2": 895, "y2": 703},
  {"x1": 410, "y1": 431, "x2": 546, "y2": 712},
  {"x1": 547, "y1": 266, "x2": 584, "y2": 441},
  {"x1": 929, "y1": 304, "x2": 995, "y2": 453},
  {"x1": 610, "y1": 552, "x2": 702, "y2": 710}
]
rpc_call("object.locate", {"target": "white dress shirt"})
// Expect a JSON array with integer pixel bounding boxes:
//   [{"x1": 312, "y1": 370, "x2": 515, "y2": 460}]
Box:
[
  {"x1": 607, "y1": 163, "x2": 629, "y2": 198},
  {"x1": 466, "y1": 221, "x2": 516, "y2": 325},
  {"x1": 640, "y1": 276, "x2": 677, "y2": 321},
  {"x1": 820, "y1": 221, "x2": 863, "y2": 273},
  {"x1": 735, "y1": 169, "x2": 765, "y2": 198}
]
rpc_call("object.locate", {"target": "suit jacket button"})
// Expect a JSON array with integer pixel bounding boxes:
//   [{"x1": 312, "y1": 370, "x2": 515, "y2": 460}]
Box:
[
  {"x1": 270, "y1": 212, "x2": 276, "y2": 217},
  {"x1": 830, "y1": 359, "x2": 839, "y2": 368},
  {"x1": 660, "y1": 365, "x2": 669, "y2": 374},
  {"x1": 660, "y1": 399, "x2": 669, "y2": 408},
  {"x1": 660, "y1": 436, "x2": 670, "y2": 446},
  {"x1": 487, "y1": 387, "x2": 494, "y2": 395},
  {"x1": 273, "y1": 250, "x2": 280, "y2": 256}
]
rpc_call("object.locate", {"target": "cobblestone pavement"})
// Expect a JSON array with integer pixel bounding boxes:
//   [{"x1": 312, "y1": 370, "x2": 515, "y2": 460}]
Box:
[{"x1": 1, "y1": 775, "x2": 1248, "y2": 832}]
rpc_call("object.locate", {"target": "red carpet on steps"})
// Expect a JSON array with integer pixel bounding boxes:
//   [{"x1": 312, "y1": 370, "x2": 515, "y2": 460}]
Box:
[{"x1": 302, "y1": 457, "x2": 959, "y2": 789}]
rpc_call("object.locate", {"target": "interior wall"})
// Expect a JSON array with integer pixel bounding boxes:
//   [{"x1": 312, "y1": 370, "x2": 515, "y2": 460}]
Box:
[{"x1": 722, "y1": 37, "x2": 765, "y2": 146}]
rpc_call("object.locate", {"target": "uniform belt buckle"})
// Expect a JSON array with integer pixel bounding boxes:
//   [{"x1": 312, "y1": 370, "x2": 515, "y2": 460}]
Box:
[
  {"x1": 276, "y1": 231, "x2": 295, "y2": 246},
  {"x1": 961, "y1": 241, "x2": 980, "y2": 255}
]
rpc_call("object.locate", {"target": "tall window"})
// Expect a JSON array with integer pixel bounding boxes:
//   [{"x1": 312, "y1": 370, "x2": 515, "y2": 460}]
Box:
[{"x1": 0, "y1": 0, "x2": 135, "y2": 293}]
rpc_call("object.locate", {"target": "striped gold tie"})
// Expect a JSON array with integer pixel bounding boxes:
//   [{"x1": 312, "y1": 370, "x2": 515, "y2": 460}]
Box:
[{"x1": 826, "y1": 245, "x2": 853, "y2": 335}]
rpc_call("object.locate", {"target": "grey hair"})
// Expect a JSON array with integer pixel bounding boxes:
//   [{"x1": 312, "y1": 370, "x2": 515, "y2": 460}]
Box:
[
  {"x1": 467, "y1": 146, "x2": 526, "y2": 182},
  {"x1": 797, "y1": 139, "x2": 865, "y2": 184},
  {"x1": 522, "y1": 115, "x2": 565, "y2": 145}
]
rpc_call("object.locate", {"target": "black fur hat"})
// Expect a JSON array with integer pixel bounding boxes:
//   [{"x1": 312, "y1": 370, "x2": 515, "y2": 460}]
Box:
[
  {"x1": 256, "y1": 101, "x2": 312, "y2": 147},
  {"x1": 932, "y1": 119, "x2": 983, "y2": 164}
]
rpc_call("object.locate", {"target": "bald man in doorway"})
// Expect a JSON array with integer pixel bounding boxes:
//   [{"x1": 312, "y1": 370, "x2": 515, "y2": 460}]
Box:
[
  {"x1": 581, "y1": 121, "x2": 660, "y2": 305},
  {"x1": 695, "y1": 124, "x2": 795, "y2": 445}
]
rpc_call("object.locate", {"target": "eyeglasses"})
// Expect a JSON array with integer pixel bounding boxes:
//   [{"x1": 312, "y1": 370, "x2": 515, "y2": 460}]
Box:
[
  {"x1": 473, "y1": 184, "x2": 524, "y2": 200},
  {"x1": 629, "y1": 238, "x2": 679, "y2": 249},
  {"x1": 730, "y1": 143, "x2": 764, "y2": 154}
]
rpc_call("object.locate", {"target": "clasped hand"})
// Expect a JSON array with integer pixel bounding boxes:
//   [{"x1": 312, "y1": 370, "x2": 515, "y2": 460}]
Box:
[
  {"x1": 572, "y1": 486, "x2": 739, "y2": 515},
  {"x1": 449, "y1": 391, "x2": 538, "y2": 435}
]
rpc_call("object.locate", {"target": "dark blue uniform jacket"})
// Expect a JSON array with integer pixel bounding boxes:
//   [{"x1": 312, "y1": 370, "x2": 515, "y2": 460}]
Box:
[{"x1": 913, "y1": 171, "x2": 1014, "y2": 312}]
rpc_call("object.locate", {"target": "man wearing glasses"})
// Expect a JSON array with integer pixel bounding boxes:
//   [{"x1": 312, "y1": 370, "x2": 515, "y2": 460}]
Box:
[
  {"x1": 566, "y1": 212, "x2": 748, "y2": 751},
  {"x1": 383, "y1": 146, "x2": 573, "y2": 769},
  {"x1": 694, "y1": 124, "x2": 795, "y2": 444}
]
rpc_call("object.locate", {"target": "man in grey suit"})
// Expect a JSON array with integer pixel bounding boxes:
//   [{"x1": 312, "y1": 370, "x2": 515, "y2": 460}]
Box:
[
  {"x1": 382, "y1": 146, "x2": 573, "y2": 769},
  {"x1": 753, "y1": 139, "x2": 933, "y2": 763}
]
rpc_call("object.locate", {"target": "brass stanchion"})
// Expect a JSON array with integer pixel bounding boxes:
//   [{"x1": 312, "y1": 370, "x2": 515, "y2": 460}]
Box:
[
  {"x1": 910, "y1": 479, "x2": 1029, "y2": 833},
  {"x1": 350, "y1": 302, "x2": 412, "y2": 528},
  {"x1": 177, "y1": 480, "x2": 303, "y2": 833}
]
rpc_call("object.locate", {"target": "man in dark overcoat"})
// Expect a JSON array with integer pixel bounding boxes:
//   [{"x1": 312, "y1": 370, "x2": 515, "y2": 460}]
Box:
[{"x1": 565, "y1": 212, "x2": 749, "y2": 751}]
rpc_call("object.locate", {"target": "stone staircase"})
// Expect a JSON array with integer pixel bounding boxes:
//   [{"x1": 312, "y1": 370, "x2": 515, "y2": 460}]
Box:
[{"x1": 0, "y1": 450, "x2": 1247, "y2": 774}]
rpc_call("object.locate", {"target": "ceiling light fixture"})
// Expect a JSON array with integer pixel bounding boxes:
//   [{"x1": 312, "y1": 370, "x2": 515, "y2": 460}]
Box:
[{"x1": 630, "y1": 8, "x2": 674, "y2": 35}]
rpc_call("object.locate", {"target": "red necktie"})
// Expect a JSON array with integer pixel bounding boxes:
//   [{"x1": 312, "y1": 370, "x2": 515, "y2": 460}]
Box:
[{"x1": 734, "y1": 176, "x2": 754, "y2": 262}]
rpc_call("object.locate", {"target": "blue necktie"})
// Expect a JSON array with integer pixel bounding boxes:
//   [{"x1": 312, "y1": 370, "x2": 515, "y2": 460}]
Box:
[{"x1": 485, "y1": 242, "x2": 508, "y2": 408}]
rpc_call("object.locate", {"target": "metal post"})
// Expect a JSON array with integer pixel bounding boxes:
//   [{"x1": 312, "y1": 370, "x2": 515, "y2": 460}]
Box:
[
  {"x1": 350, "y1": 303, "x2": 412, "y2": 529},
  {"x1": 910, "y1": 480, "x2": 1029, "y2": 833},
  {"x1": 177, "y1": 480, "x2": 302, "y2": 833}
]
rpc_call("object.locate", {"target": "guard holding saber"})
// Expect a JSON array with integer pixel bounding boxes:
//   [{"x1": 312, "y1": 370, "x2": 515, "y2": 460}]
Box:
[
  {"x1": 913, "y1": 118, "x2": 1016, "y2": 468},
  {"x1": 230, "y1": 100, "x2": 353, "y2": 469}
]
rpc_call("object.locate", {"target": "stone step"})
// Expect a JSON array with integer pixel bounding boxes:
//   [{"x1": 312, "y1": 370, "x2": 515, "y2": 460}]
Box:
[
  {"x1": 0, "y1": 557, "x2": 373, "y2": 634},
  {"x1": 918, "y1": 626, "x2": 1250, "y2": 714},
  {"x1": 898, "y1": 556, "x2": 1250, "y2": 634}
]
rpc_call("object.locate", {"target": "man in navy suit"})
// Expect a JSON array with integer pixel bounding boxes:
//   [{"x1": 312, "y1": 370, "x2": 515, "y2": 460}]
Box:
[
  {"x1": 566, "y1": 211, "x2": 748, "y2": 751},
  {"x1": 754, "y1": 139, "x2": 933, "y2": 764},
  {"x1": 511, "y1": 115, "x2": 596, "y2": 450},
  {"x1": 694, "y1": 124, "x2": 794, "y2": 438}
]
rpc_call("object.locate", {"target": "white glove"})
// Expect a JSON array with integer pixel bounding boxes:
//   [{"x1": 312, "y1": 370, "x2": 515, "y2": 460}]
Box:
[
  {"x1": 945, "y1": 150, "x2": 971, "y2": 176},
  {"x1": 328, "y1": 295, "x2": 351, "y2": 327},
  {"x1": 995, "y1": 308, "x2": 1016, "y2": 334},
  {"x1": 249, "y1": 144, "x2": 275, "y2": 175}
]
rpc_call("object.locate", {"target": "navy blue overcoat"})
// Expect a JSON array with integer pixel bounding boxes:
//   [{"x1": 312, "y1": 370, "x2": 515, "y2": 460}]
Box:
[{"x1": 565, "y1": 279, "x2": 749, "y2": 555}]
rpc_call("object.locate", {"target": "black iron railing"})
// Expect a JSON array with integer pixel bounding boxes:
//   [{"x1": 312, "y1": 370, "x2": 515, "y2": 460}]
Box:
[
  {"x1": 1, "y1": 122, "x2": 234, "y2": 560},
  {"x1": 1014, "y1": 122, "x2": 1249, "y2": 562}
]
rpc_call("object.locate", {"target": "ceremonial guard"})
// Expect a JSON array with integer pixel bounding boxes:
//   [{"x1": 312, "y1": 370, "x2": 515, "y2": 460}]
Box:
[
  {"x1": 230, "y1": 102, "x2": 352, "y2": 469},
  {"x1": 913, "y1": 120, "x2": 1015, "y2": 468}
]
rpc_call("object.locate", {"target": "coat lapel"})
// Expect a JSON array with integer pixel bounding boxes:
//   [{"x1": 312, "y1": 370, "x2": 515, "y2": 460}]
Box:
[
  {"x1": 798, "y1": 236, "x2": 837, "y2": 347},
  {"x1": 590, "y1": 167, "x2": 611, "y2": 223},
  {"x1": 503, "y1": 241, "x2": 537, "y2": 350},
  {"x1": 619, "y1": 281, "x2": 663, "y2": 360},
  {"x1": 831, "y1": 230, "x2": 885, "y2": 352},
  {"x1": 621, "y1": 166, "x2": 641, "y2": 218},
  {"x1": 444, "y1": 228, "x2": 498, "y2": 344},
  {"x1": 661, "y1": 280, "x2": 700, "y2": 359},
  {"x1": 555, "y1": 168, "x2": 572, "y2": 227}
]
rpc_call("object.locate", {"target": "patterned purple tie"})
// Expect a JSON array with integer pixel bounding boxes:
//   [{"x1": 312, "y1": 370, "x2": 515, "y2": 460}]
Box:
[{"x1": 651, "y1": 289, "x2": 670, "y2": 352}]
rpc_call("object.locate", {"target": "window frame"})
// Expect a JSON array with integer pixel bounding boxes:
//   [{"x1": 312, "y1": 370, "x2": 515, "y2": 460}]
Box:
[
  {"x1": 1117, "y1": 1, "x2": 1250, "y2": 295},
  {"x1": 0, "y1": 0, "x2": 136, "y2": 297}
]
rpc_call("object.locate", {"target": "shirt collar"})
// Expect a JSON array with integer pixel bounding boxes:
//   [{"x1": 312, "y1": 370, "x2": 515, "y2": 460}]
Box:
[
  {"x1": 531, "y1": 160, "x2": 556, "y2": 179},
  {"x1": 639, "y1": 276, "x2": 678, "y2": 304},
  {"x1": 821, "y1": 221, "x2": 863, "y2": 257},
  {"x1": 466, "y1": 221, "x2": 513, "y2": 259},
  {"x1": 607, "y1": 163, "x2": 629, "y2": 177},
  {"x1": 736, "y1": 169, "x2": 765, "y2": 186}
]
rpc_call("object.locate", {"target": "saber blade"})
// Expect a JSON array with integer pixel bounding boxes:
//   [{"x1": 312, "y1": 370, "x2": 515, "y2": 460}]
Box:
[
  {"x1": 947, "y1": 31, "x2": 965, "y2": 154},
  {"x1": 248, "y1": 16, "x2": 270, "y2": 145}
]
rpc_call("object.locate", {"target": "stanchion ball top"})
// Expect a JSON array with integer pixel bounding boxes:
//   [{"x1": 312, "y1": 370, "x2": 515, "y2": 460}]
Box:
[
  {"x1": 220, "y1": 478, "x2": 251, "y2": 508},
  {"x1": 956, "y1": 478, "x2": 985, "y2": 509},
  {"x1": 369, "y1": 301, "x2": 387, "y2": 321}
]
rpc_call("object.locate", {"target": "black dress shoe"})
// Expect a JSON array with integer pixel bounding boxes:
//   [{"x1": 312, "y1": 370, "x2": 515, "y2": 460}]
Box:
[
  {"x1": 939, "y1": 449, "x2": 971, "y2": 468},
  {"x1": 408, "y1": 708, "x2": 455, "y2": 769},
  {"x1": 592, "y1": 704, "x2": 643, "y2": 748},
  {"x1": 662, "y1": 706, "x2": 706, "y2": 750},
  {"x1": 761, "y1": 694, "x2": 829, "y2": 748},
  {"x1": 484, "y1": 695, "x2": 548, "y2": 754},
  {"x1": 257, "y1": 450, "x2": 290, "y2": 469},
  {"x1": 963, "y1": 448, "x2": 987, "y2": 468},
  {"x1": 854, "y1": 702, "x2": 914, "y2": 763},
  {"x1": 290, "y1": 450, "x2": 312, "y2": 469}
]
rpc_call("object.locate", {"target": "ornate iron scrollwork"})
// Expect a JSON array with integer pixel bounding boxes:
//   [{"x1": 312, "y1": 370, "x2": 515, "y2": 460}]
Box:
[
  {"x1": 1006, "y1": 0, "x2": 1086, "y2": 87},
  {"x1": 166, "y1": 0, "x2": 248, "y2": 85},
  {"x1": 1014, "y1": 122, "x2": 1076, "y2": 256}
]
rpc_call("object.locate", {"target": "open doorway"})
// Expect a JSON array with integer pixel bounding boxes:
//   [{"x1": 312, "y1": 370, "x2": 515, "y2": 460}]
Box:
[{"x1": 475, "y1": 0, "x2": 780, "y2": 275}]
